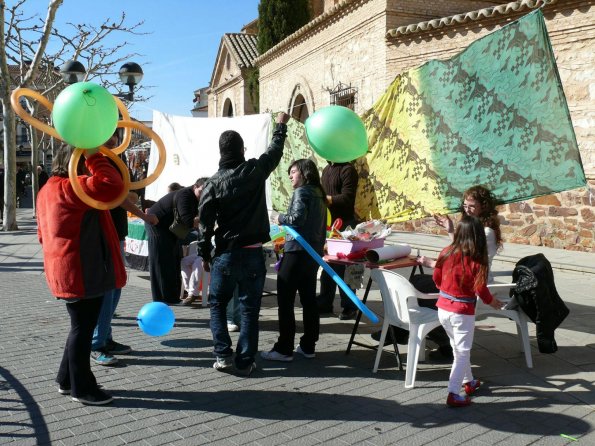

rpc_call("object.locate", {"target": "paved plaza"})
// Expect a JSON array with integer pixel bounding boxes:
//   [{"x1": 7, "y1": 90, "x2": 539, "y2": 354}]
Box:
[{"x1": 0, "y1": 205, "x2": 594, "y2": 445}]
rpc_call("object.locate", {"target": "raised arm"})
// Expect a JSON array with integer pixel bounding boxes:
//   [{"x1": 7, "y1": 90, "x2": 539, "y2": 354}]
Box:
[{"x1": 256, "y1": 112, "x2": 290, "y2": 177}]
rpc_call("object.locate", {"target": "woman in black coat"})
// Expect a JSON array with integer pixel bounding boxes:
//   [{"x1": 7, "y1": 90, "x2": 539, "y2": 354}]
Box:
[
  {"x1": 261, "y1": 159, "x2": 327, "y2": 361},
  {"x1": 146, "y1": 178, "x2": 207, "y2": 304}
]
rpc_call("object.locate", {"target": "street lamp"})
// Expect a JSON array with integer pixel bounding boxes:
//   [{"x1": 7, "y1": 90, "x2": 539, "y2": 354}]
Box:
[
  {"x1": 59, "y1": 60, "x2": 86, "y2": 84},
  {"x1": 118, "y1": 62, "x2": 143, "y2": 101},
  {"x1": 60, "y1": 60, "x2": 143, "y2": 101}
]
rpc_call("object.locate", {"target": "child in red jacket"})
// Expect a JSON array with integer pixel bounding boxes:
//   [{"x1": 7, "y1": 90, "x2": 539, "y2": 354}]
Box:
[{"x1": 433, "y1": 215, "x2": 503, "y2": 407}]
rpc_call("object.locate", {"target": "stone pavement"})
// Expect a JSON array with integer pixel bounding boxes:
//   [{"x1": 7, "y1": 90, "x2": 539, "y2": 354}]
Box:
[{"x1": 0, "y1": 206, "x2": 594, "y2": 445}]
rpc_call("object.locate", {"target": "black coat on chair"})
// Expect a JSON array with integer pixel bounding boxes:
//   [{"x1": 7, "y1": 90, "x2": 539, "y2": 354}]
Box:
[{"x1": 512, "y1": 253, "x2": 569, "y2": 354}]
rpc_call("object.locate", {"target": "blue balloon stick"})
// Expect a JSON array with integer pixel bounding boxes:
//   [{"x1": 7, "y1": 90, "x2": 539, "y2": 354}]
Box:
[{"x1": 283, "y1": 226, "x2": 379, "y2": 324}]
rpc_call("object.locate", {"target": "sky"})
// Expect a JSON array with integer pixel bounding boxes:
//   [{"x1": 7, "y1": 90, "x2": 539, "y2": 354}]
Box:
[{"x1": 18, "y1": 0, "x2": 261, "y2": 121}]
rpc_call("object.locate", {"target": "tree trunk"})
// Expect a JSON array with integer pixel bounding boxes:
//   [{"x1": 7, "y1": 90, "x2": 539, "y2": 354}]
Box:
[
  {"x1": 30, "y1": 124, "x2": 39, "y2": 218},
  {"x1": 2, "y1": 99, "x2": 18, "y2": 231}
]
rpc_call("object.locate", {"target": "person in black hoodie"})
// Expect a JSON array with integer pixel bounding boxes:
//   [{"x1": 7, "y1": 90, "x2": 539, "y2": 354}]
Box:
[{"x1": 198, "y1": 112, "x2": 290, "y2": 376}]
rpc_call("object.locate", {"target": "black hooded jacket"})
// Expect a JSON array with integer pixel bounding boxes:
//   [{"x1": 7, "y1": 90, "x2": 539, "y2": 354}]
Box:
[
  {"x1": 197, "y1": 123, "x2": 287, "y2": 261},
  {"x1": 511, "y1": 253, "x2": 569, "y2": 353}
]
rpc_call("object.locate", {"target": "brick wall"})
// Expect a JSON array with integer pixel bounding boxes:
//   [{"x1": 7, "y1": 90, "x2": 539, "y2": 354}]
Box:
[
  {"x1": 258, "y1": 0, "x2": 595, "y2": 252},
  {"x1": 259, "y1": 0, "x2": 388, "y2": 115},
  {"x1": 386, "y1": 1, "x2": 595, "y2": 252}
]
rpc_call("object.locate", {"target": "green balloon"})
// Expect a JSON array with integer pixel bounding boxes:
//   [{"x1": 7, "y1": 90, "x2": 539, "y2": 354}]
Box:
[
  {"x1": 305, "y1": 106, "x2": 368, "y2": 163},
  {"x1": 52, "y1": 82, "x2": 118, "y2": 149}
]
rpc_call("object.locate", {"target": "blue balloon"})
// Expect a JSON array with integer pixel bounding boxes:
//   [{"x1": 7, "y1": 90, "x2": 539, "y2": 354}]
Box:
[
  {"x1": 137, "y1": 302, "x2": 175, "y2": 336},
  {"x1": 283, "y1": 226, "x2": 379, "y2": 323}
]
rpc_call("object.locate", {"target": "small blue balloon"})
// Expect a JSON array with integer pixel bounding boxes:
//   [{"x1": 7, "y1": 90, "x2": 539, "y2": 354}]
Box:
[{"x1": 137, "y1": 302, "x2": 175, "y2": 336}]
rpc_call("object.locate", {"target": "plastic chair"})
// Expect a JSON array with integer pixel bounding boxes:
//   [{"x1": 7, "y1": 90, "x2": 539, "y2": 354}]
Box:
[
  {"x1": 180, "y1": 241, "x2": 209, "y2": 307},
  {"x1": 476, "y1": 281, "x2": 533, "y2": 368},
  {"x1": 370, "y1": 269, "x2": 442, "y2": 388}
]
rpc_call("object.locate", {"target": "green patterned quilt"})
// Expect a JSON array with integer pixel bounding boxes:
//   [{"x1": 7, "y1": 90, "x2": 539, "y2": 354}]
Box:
[{"x1": 270, "y1": 10, "x2": 586, "y2": 222}]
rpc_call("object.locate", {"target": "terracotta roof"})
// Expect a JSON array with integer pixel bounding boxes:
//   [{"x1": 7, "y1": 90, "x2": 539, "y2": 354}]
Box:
[
  {"x1": 386, "y1": 0, "x2": 557, "y2": 38},
  {"x1": 223, "y1": 33, "x2": 259, "y2": 68},
  {"x1": 6, "y1": 64, "x2": 62, "y2": 88}
]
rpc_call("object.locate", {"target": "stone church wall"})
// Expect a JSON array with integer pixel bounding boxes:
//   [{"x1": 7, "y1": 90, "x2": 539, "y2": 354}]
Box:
[{"x1": 386, "y1": 1, "x2": 595, "y2": 252}]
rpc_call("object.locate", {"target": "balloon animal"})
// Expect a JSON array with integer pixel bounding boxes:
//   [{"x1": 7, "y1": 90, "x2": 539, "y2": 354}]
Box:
[{"x1": 10, "y1": 83, "x2": 166, "y2": 210}]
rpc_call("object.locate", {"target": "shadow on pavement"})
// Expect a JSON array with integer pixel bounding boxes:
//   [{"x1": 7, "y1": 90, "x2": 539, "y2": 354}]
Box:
[
  {"x1": 104, "y1": 388, "x2": 590, "y2": 437},
  {"x1": 0, "y1": 367, "x2": 50, "y2": 445}
]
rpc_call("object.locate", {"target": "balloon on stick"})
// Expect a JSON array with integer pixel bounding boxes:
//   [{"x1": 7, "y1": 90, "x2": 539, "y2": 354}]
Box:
[
  {"x1": 305, "y1": 105, "x2": 368, "y2": 163},
  {"x1": 137, "y1": 302, "x2": 175, "y2": 336},
  {"x1": 52, "y1": 82, "x2": 118, "y2": 149}
]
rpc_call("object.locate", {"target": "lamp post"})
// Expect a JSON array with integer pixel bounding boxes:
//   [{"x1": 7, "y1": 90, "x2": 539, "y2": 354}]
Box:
[
  {"x1": 59, "y1": 59, "x2": 144, "y2": 101},
  {"x1": 118, "y1": 62, "x2": 143, "y2": 101}
]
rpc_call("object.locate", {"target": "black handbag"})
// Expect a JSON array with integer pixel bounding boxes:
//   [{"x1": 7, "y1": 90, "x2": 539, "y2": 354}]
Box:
[{"x1": 168, "y1": 194, "x2": 191, "y2": 240}]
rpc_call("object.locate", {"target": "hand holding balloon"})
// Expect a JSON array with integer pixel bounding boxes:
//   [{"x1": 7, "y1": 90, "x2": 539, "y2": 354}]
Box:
[{"x1": 10, "y1": 83, "x2": 166, "y2": 210}]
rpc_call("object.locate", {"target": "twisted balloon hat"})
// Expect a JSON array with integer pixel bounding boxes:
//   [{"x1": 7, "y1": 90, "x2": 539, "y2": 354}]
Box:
[{"x1": 10, "y1": 82, "x2": 166, "y2": 210}]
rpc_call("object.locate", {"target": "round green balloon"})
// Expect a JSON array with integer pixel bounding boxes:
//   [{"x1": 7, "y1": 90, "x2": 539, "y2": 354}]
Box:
[
  {"x1": 52, "y1": 82, "x2": 118, "y2": 149},
  {"x1": 305, "y1": 105, "x2": 368, "y2": 163}
]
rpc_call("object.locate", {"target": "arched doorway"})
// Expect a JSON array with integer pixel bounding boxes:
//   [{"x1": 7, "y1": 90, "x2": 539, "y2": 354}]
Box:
[
  {"x1": 291, "y1": 94, "x2": 309, "y2": 123},
  {"x1": 222, "y1": 98, "x2": 234, "y2": 117}
]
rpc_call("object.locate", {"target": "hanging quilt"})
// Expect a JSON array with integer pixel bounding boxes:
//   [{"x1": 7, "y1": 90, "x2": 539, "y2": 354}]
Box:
[
  {"x1": 269, "y1": 113, "x2": 325, "y2": 212},
  {"x1": 353, "y1": 9, "x2": 586, "y2": 222}
]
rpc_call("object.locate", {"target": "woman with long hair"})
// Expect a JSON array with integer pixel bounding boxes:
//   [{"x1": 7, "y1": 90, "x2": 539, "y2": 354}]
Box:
[
  {"x1": 373, "y1": 185, "x2": 504, "y2": 358},
  {"x1": 433, "y1": 185, "x2": 503, "y2": 276},
  {"x1": 261, "y1": 159, "x2": 327, "y2": 362},
  {"x1": 433, "y1": 215, "x2": 503, "y2": 407}
]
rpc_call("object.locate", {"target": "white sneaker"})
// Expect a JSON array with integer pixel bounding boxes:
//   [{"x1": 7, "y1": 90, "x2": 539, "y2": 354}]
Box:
[
  {"x1": 213, "y1": 357, "x2": 233, "y2": 371},
  {"x1": 227, "y1": 323, "x2": 239, "y2": 332},
  {"x1": 260, "y1": 350, "x2": 293, "y2": 362},
  {"x1": 295, "y1": 345, "x2": 316, "y2": 359}
]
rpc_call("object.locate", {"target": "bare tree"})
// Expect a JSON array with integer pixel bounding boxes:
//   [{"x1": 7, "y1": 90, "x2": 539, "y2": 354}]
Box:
[{"x1": 1, "y1": 0, "x2": 146, "y2": 230}]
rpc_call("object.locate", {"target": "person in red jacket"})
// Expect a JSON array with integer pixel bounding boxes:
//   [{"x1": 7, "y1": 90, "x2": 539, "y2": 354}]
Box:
[
  {"x1": 433, "y1": 215, "x2": 503, "y2": 408},
  {"x1": 36, "y1": 144, "x2": 126, "y2": 406}
]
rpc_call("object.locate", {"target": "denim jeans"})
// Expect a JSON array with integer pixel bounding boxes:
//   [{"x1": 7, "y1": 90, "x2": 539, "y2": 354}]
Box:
[
  {"x1": 226, "y1": 286, "x2": 241, "y2": 325},
  {"x1": 92, "y1": 241, "x2": 124, "y2": 350},
  {"x1": 208, "y1": 248, "x2": 266, "y2": 369}
]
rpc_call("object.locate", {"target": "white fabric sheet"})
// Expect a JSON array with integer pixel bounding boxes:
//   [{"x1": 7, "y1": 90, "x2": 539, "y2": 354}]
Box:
[{"x1": 145, "y1": 111, "x2": 272, "y2": 201}]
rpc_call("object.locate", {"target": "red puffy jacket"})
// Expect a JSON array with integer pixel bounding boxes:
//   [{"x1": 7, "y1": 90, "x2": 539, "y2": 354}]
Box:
[{"x1": 37, "y1": 153, "x2": 126, "y2": 299}]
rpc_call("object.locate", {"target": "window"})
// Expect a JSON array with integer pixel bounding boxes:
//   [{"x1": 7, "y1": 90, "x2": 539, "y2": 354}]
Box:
[
  {"x1": 223, "y1": 98, "x2": 233, "y2": 117},
  {"x1": 291, "y1": 94, "x2": 309, "y2": 123},
  {"x1": 329, "y1": 82, "x2": 357, "y2": 110}
]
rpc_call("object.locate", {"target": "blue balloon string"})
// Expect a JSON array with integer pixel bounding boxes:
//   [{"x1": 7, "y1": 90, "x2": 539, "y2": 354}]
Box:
[{"x1": 283, "y1": 226, "x2": 379, "y2": 323}]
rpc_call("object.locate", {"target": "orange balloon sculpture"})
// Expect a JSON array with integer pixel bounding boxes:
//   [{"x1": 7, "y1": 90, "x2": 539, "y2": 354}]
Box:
[{"x1": 10, "y1": 87, "x2": 166, "y2": 210}]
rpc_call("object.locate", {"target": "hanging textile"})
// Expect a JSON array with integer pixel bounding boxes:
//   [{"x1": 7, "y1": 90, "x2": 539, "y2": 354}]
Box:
[
  {"x1": 354, "y1": 9, "x2": 586, "y2": 222},
  {"x1": 269, "y1": 113, "x2": 325, "y2": 212}
]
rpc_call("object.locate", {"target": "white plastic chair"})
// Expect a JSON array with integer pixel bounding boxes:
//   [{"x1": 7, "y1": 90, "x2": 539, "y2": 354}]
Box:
[
  {"x1": 180, "y1": 241, "x2": 209, "y2": 307},
  {"x1": 370, "y1": 269, "x2": 442, "y2": 388},
  {"x1": 476, "y1": 281, "x2": 533, "y2": 368}
]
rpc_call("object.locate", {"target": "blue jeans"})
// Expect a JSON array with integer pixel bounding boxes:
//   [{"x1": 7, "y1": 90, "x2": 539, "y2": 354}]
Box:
[
  {"x1": 209, "y1": 248, "x2": 266, "y2": 369},
  {"x1": 226, "y1": 286, "x2": 241, "y2": 325},
  {"x1": 92, "y1": 241, "x2": 124, "y2": 350}
]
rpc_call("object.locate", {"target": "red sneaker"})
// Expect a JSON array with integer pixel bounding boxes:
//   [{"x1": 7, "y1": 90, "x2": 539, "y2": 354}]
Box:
[
  {"x1": 446, "y1": 392, "x2": 472, "y2": 407},
  {"x1": 464, "y1": 379, "x2": 481, "y2": 396}
]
